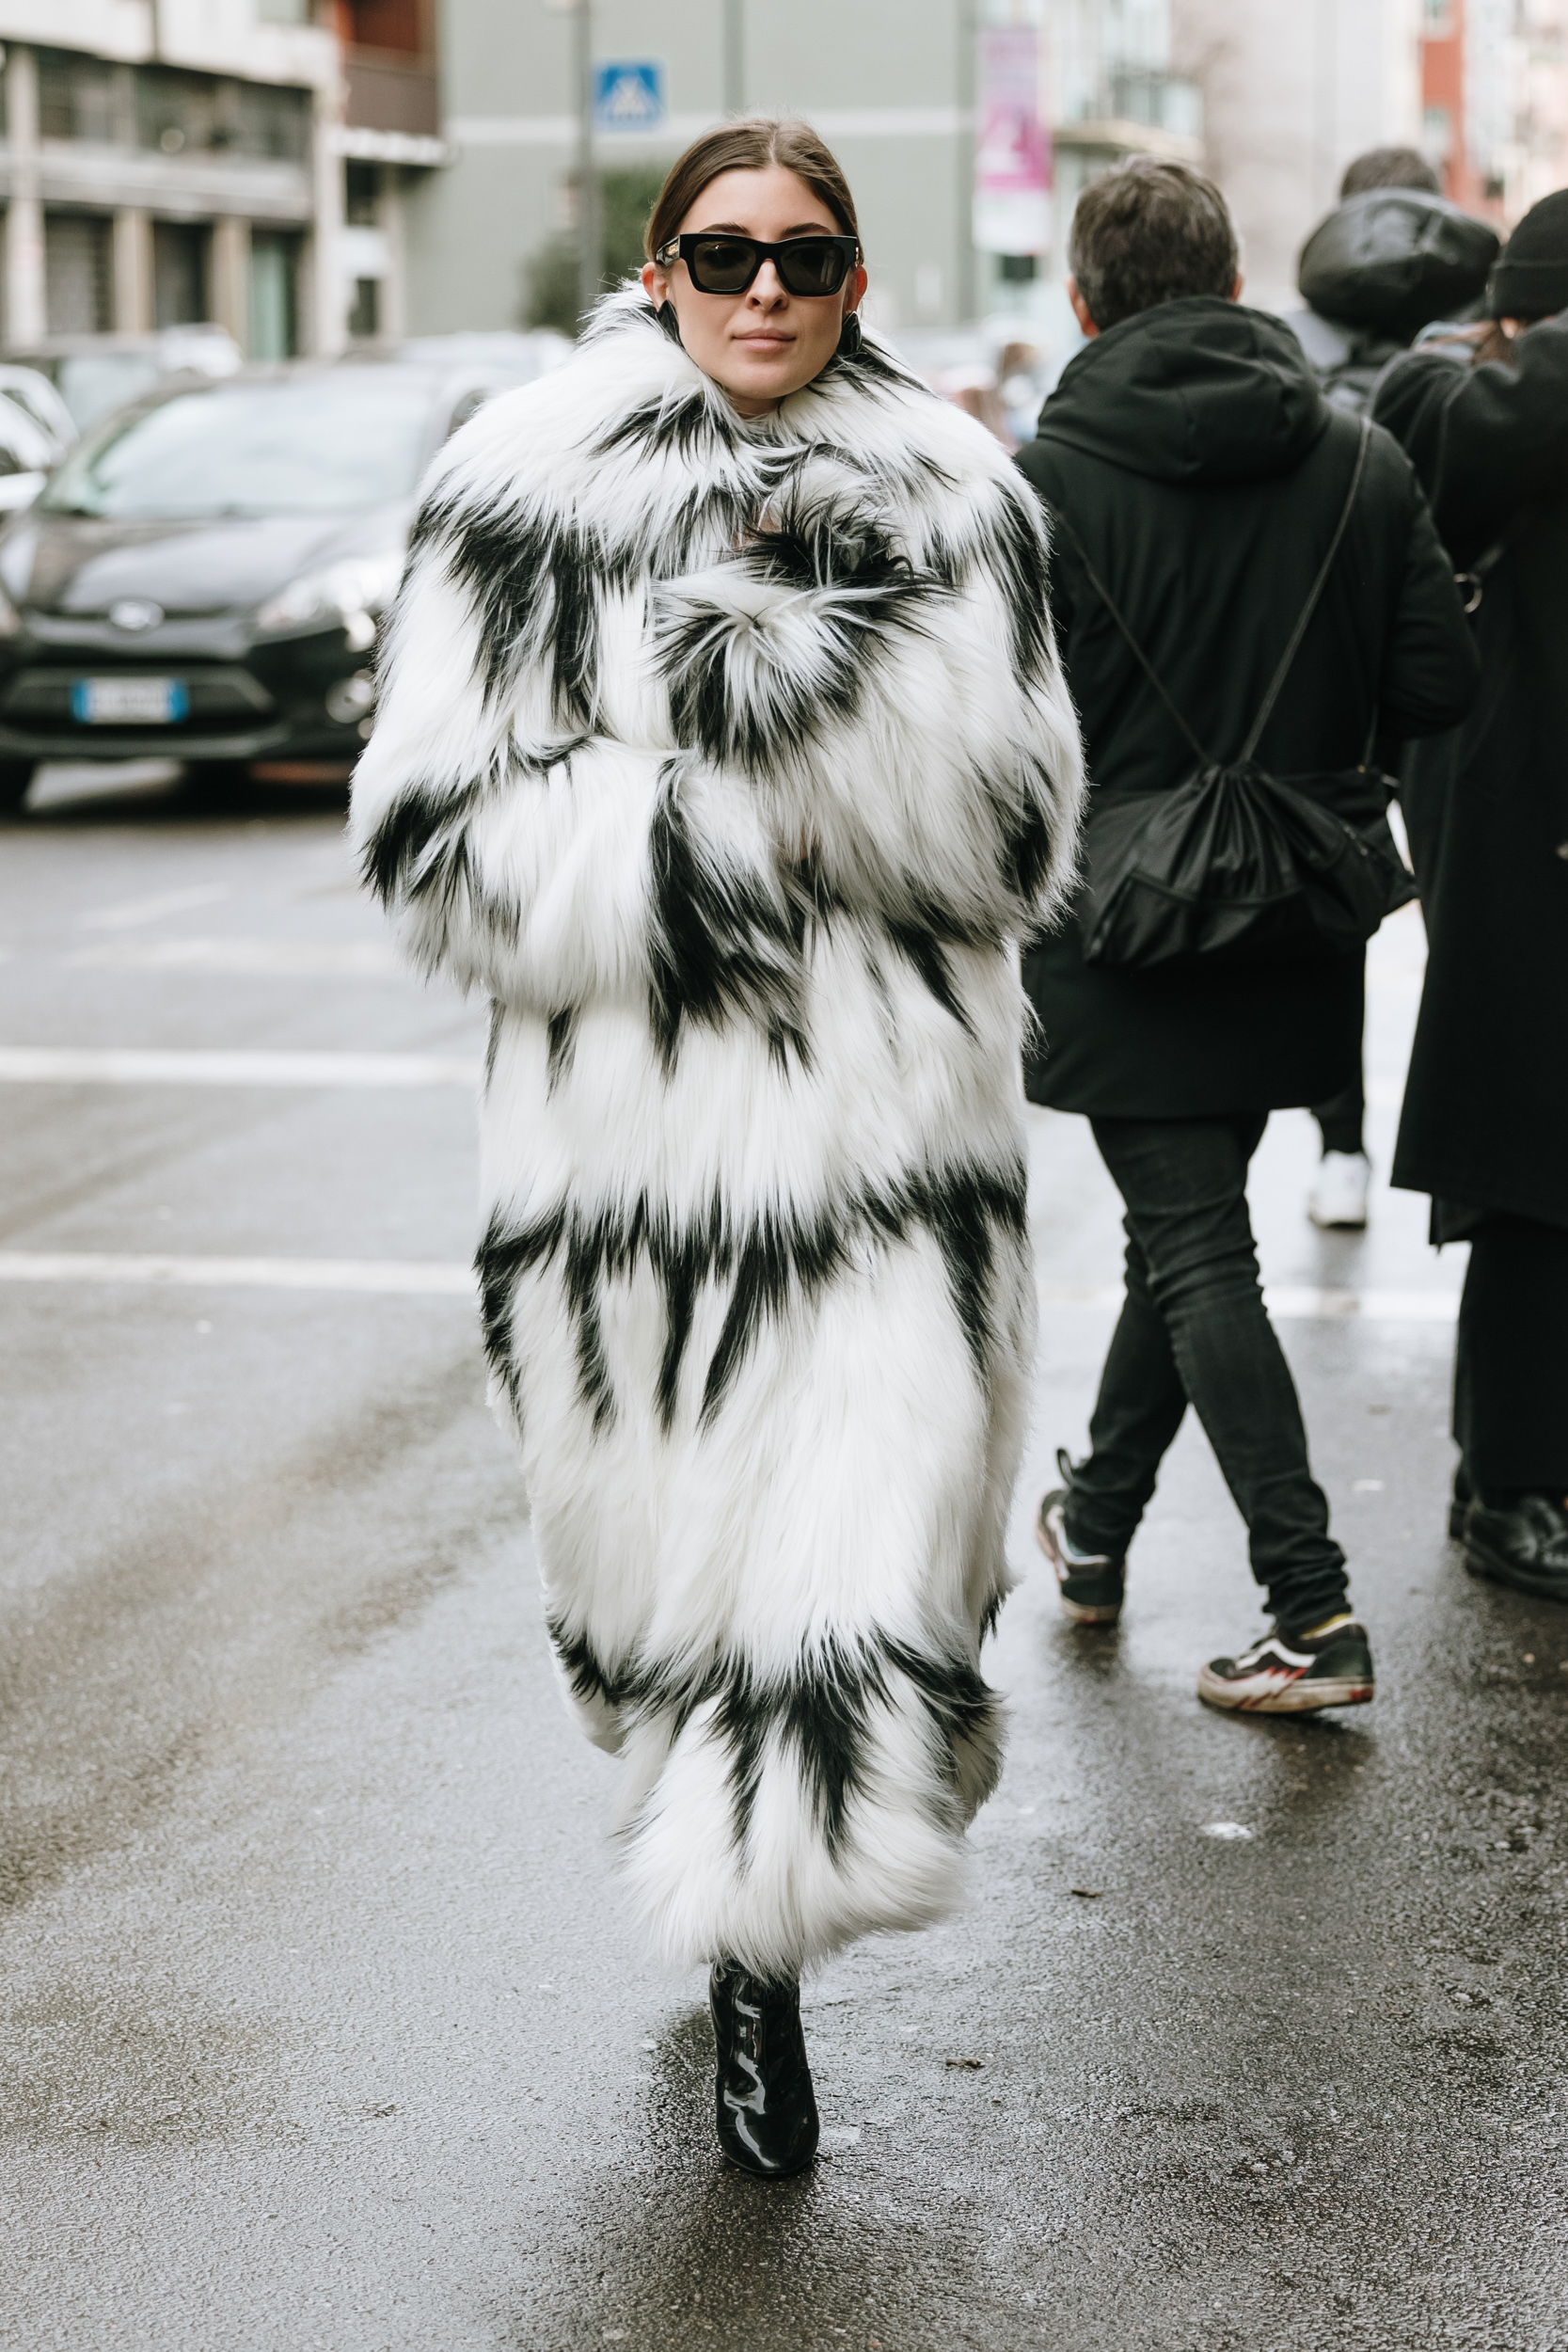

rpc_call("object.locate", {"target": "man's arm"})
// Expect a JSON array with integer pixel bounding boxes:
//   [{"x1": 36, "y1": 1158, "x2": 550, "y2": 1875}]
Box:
[{"x1": 1373, "y1": 439, "x2": 1481, "y2": 740}]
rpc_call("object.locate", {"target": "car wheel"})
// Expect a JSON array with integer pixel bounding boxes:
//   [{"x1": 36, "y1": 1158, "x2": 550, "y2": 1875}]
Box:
[{"x1": 0, "y1": 759, "x2": 35, "y2": 814}]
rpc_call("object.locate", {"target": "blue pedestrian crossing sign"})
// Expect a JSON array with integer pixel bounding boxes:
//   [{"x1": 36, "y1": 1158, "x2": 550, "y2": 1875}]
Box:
[{"x1": 594, "y1": 60, "x2": 666, "y2": 135}]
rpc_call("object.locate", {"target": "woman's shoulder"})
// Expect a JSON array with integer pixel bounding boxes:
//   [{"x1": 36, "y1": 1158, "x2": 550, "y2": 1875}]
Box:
[{"x1": 416, "y1": 293, "x2": 712, "y2": 514}]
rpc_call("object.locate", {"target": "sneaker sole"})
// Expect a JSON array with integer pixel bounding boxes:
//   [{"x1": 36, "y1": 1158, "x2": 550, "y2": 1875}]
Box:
[
  {"x1": 1196, "y1": 1667, "x2": 1374, "y2": 1714},
  {"x1": 1463, "y1": 1544, "x2": 1568, "y2": 1603},
  {"x1": 1058, "y1": 1590, "x2": 1124, "y2": 1626},
  {"x1": 1035, "y1": 1499, "x2": 1123, "y2": 1627}
]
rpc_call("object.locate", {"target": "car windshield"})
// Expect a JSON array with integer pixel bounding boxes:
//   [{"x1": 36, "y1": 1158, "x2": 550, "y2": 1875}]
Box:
[
  {"x1": 55, "y1": 354, "x2": 163, "y2": 432},
  {"x1": 40, "y1": 376, "x2": 435, "y2": 519}
]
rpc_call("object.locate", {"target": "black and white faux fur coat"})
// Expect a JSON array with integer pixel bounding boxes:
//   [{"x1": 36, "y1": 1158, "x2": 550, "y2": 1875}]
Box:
[{"x1": 352, "y1": 291, "x2": 1084, "y2": 1979}]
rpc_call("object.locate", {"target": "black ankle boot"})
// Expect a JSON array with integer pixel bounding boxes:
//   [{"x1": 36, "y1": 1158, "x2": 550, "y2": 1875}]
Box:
[{"x1": 708, "y1": 1960, "x2": 819, "y2": 2178}]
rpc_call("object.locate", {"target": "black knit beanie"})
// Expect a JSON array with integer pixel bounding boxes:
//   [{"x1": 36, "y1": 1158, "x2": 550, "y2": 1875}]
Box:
[{"x1": 1488, "y1": 187, "x2": 1568, "y2": 319}]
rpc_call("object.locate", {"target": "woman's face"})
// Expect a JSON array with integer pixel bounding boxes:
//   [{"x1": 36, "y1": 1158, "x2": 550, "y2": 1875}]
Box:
[{"x1": 641, "y1": 164, "x2": 867, "y2": 416}]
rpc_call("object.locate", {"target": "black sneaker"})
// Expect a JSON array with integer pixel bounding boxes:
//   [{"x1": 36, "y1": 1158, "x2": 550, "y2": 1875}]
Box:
[
  {"x1": 1464, "y1": 1494, "x2": 1568, "y2": 1603},
  {"x1": 1035, "y1": 1450, "x2": 1125, "y2": 1625},
  {"x1": 1449, "y1": 1459, "x2": 1474, "y2": 1543},
  {"x1": 1197, "y1": 1617, "x2": 1375, "y2": 1714}
]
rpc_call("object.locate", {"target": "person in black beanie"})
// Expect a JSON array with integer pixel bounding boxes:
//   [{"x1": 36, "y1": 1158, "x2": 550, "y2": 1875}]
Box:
[
  {"x1": 1286, "y1": 151, "x2": 1500, "y2": 1232},
  {"x1": 1372, "y1": 188, "x2": 1568, "y2": 1600}
]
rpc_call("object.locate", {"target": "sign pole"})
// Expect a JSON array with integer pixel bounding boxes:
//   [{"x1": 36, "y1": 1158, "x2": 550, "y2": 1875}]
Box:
[{"x1": 573, "y1": 0, "x2": 601, "y2": 326}]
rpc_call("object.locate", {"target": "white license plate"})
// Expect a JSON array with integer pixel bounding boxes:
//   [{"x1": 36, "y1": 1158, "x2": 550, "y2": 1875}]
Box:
[{"x1": 71, "y1": 676, "x2": 189, "y2": 724}]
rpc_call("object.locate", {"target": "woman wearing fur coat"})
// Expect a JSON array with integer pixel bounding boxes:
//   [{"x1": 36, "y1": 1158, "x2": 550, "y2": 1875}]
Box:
[{"x1": 352, "y1": 117, "x2": 1083, "y2": 2177}]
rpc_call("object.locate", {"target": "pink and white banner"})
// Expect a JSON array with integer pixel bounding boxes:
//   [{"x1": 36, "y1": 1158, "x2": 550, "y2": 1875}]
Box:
[{"x1": 974, "y1": 25, "x2": 1051, "y2": 256}]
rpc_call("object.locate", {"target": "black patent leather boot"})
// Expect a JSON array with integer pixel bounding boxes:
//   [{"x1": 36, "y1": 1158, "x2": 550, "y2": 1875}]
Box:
[{"x1": 708, "y1": 1960, "x2": 819, "y2": 2178}]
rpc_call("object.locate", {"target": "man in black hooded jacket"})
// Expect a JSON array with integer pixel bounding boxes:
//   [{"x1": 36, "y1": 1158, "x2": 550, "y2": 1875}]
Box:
[{"x1": 1015, "y1": 160, "x2": 1479, "y2": 1714}]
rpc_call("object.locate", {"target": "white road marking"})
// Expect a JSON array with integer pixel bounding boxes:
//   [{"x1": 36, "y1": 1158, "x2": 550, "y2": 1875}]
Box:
[
  {"x1": 78, "y1": 883, "x2": 231, "y2": 932},
  {"x1": 0, "y1": 1046, "x2": 481, "y2": 1088},
  {"x1": 67, "y1": 937, "x2": 404, "y2": 977},
  {"x1": 1037, "y1": 1280, "x2": 1458, "y2": 1323},
  {"x1": 0, "y1": 1256, "x2": 1464, "y2": 1319},
  {"x1": 0, "y1": 1252, "x2": 475, "y2": 1295}
]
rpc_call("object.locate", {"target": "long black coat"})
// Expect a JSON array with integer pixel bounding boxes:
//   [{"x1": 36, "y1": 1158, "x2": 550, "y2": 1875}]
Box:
[
  {"x1": 1373, "y1": 316, "x2": 1568, "y2": 1231},
  {"x1": 1016, "y1": 296, "x2": 1480, "y2": 1120}
]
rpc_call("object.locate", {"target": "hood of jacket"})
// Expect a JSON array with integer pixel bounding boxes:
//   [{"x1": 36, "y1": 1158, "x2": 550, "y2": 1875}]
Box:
[
  {"x1": 1033, "y1": 297, "x2": 1329, "y2": 486},
  {"x1": 1298, "y1": 188, "x2": 1499, "y2": 342}
]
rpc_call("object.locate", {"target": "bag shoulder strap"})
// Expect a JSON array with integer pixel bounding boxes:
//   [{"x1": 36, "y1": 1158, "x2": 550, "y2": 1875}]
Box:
[
  {"x1": 1043, "y1": 507, "x2": 1214, "y2": 769},
  {"x1": 1046, "y1": 412, "x2": 1372, "y2": 773},
  {"x1": 1238, "y1": 414, "x2": 1371, "y2": 761}
]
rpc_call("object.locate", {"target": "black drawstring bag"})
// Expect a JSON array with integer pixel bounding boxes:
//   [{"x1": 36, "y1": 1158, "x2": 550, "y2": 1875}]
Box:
[{"x1": 1054, "y1": 417, "x2": 1418, "y2": 970}]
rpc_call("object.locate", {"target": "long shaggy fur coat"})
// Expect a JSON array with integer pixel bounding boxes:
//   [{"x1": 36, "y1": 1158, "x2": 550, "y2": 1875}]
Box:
[{"x1": 352, "y1": 291, "x2": 1084, "y2": 1978}]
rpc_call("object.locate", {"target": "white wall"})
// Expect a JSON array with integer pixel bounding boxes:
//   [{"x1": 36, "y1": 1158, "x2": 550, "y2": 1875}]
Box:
[{"x1": 1172, "y1": 0, "x2": 1423, "y2": 311}]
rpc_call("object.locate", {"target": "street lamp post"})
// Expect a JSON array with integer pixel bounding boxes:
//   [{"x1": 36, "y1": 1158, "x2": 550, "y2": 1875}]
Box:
[
  {"x1": 546, "y1": 0, "x2": 601, "y2": 327},
  {"x1": 572, "y1": 0, "x2": 601, "y2": 325}
]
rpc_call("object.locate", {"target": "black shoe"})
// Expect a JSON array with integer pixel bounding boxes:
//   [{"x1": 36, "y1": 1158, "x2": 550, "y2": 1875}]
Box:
[
  {"x1": 1464, "y1": 1494, "x2": 1568, "y2": 1602},
  {"x1": 1197, "y1": 1616, "x2": 1375, "y2": 1713},
  {"x1": 1035, "y1": 1450, "x2": 1125, "y2": 1625},
  {"x1": 709, "y1": 1962, "x2": 819, "y2": 2179},
  {"x1": 1449, "y1": 1459, "x2": 1474, "y2": 1543}
]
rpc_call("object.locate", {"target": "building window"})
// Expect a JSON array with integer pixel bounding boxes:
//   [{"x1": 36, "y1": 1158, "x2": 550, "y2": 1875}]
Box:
[
  {"x1": 1423, "y1": 103, "x2": 1453, "y2": 161},
  {"x1": 348, "y1": 277, "x2": 381, "y2": 338},
  {"x1": 136, "y1": 68, "x2": 221, "y2": 155},
  {"x1": 44, "y1": 214, "x2": 113, "y2": 333},
  {"x1": 250, "y1": 230, "x2": 300, "y2": 358},
  {"x1": 344, "y1": 162, "x2": 381, "y2": 226},
  {"x1": 39, "y1": 49, "x2": 119, "y2": 144},
  {"x1": 344, "y1": 0, "x2": 427, "y2": 55},
  {"x1": 236, "y1": 81, "x2": 312, "y2": 163},
  {"x1": 257, "y1": 0, "x2": 314, "y2": 21},
  {"x1": 153, "y1": 222, "x2": 213, "y2": 326}
]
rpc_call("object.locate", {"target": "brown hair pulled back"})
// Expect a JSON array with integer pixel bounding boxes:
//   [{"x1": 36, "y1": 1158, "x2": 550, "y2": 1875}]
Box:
[{"x1": 645, "y1": 116, "x2": 860, "y2": 261}]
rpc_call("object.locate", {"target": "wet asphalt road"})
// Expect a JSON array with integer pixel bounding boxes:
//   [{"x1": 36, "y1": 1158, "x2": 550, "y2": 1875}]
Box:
[{"x1": 2, "y1": 765, "x2": 1565, "y2": 2352}]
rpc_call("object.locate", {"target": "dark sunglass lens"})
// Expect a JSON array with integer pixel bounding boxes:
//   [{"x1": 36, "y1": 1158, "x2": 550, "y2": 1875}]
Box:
[
  {"x1": 689, "y1": 237, "x2": 757, "y2": 292},
  {"x1": 778, "y1": 240, "x2": 848, "y2": 295}
]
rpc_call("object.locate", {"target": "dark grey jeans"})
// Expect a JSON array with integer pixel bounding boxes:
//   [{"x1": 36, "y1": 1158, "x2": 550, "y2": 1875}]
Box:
[{"x1": 1063, "y1": 1112, "x2": 1349, "y2": 1633}]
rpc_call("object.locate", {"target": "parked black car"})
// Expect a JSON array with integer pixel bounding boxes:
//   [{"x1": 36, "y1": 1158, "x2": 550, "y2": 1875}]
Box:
[{"x1": 0, "y1": 357, "x2": 521, "y2": 809}]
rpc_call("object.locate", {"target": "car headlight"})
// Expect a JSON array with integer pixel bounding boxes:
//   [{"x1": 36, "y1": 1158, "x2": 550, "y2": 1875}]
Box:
[{"x1": 254, "y1": 551, "x2": 404, "y2": 644}]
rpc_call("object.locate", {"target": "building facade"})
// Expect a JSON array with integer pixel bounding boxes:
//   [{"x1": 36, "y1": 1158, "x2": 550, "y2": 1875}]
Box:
[
  {"x1": 0, "y1": 0, "x2": 447, "y2": 359},
  {"x1": 1171, "y1": 0, "x2": 1427, "y2": 312},
  {"x1": 401, "y1": 0, "x2": 1198, "y2": 340},
  {"x1": 1422, "y1": 0, "x2": 1568, "y2": 226}
]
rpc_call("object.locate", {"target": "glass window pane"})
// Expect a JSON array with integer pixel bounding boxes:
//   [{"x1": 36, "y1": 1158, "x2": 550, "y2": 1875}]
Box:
[
  {"x1": 44, "y1": 214, "x2": 113, "y2": 334},
  {"x1": 249, "y1": 231, "x2": 300, "y2": 360}
]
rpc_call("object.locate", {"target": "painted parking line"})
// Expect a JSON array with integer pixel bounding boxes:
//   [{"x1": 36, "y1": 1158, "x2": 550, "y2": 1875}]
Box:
[
  {"x1": 0, "y1": 1254, "x2": 1461, "y2": 1321},
  {"x1": 0, "y1": 1046, "x2": 481, "y2": 1088}
]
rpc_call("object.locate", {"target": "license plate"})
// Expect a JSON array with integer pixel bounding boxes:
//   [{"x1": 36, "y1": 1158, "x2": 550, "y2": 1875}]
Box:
[{"x1": 71, "y1": 677, "x2": 189, "y2": 724}]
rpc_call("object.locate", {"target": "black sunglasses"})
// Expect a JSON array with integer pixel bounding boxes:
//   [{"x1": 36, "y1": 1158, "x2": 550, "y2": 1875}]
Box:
[{"x1": 654, "y1": 232, "x2": 860, "y2": 298}]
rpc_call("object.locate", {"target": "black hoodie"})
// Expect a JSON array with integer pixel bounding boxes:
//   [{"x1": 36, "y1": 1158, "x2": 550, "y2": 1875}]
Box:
[{"x1": 1013, "y1": 295, "x2": 1478, "y2": 1120}]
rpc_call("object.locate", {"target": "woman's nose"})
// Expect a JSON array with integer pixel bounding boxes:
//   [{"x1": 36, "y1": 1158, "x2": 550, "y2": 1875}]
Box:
[{"x1": 748, "y1": 263, "x2": 788, "y2": 307}]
